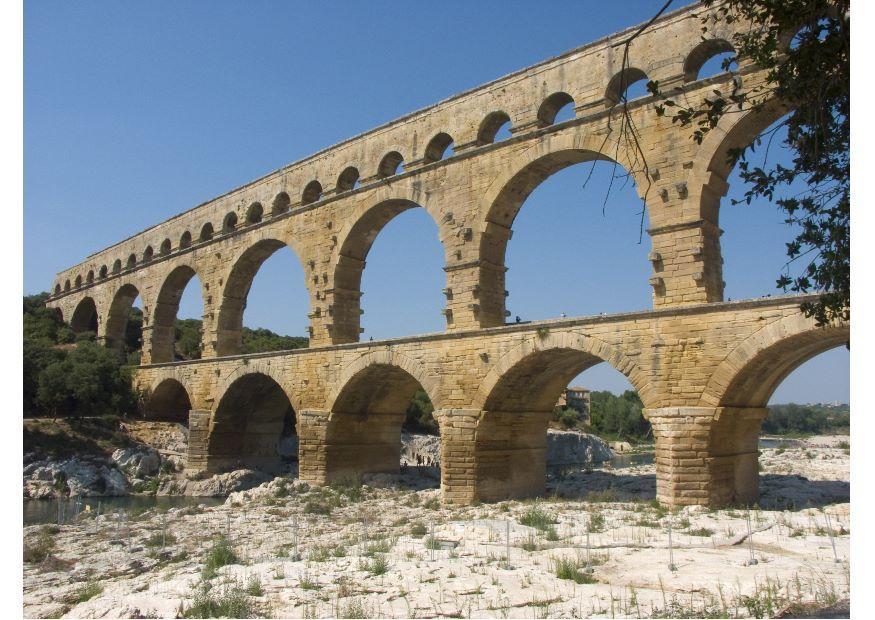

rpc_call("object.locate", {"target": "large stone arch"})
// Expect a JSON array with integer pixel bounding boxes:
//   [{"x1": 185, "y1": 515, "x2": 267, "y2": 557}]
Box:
[
  {"x1": 148, "y1": 263, "x2": 206, "y2": 364},
  {"x1": 104, "y1": 281, "x2": 142, "y2": 356},
  {"x1": 470, "y1": 330, "x2": 650, "y2": 501},
  {"x1": 474, "y1": 330, "x2": 652, "y2": 411},
  {"x1": 213, "y1": 360, "x2": 301, "y2": 415},
  {"x1": 70, "y1": 296, "x2": 98, "y2": 335},
  {"x1": 214, "y1": 235, "x2": 310, "y2": 356},
  {"x1": 699, "y1": 313, "x2": 849, "y2": 409},
  {"x1": 318, "y1": 349, "x2": 441, "y2": 482},
  {"x1": 475, "y1": 130, "x2": 650, "y2": 328},
  {"x1": 682, "y1": 313, "x2": 849, "y2": 506},
  {"x1": 328, "y1": 188, "x2": 448, "y2": 344},
  {"x1": 205, "y1": 370, "x2": 296, "y2": 473},
  {"x1": 142, "y1": 377, "x2": 193, "y2": 424}
]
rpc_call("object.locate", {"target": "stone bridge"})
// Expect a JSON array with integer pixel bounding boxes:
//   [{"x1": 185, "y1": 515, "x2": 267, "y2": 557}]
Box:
[{"x1": 45, "y1": 2, "x2": 848, "y2": 507}]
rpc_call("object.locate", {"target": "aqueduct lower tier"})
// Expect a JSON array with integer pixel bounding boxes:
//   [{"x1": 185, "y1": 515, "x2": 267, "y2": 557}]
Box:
[{"x1": 131, "y1": 295, "x2": 847, "y2": 508}]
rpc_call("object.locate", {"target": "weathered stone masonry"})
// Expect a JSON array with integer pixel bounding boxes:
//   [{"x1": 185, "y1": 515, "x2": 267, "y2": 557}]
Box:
[{"x1": 46, "y1": 2, "x2": 847, "y2": 507}]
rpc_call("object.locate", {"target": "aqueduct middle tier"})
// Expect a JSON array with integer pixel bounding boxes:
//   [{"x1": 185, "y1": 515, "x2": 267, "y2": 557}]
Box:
[{"x1": 46, "y1": 2, "x2": 847, "y2": 507}]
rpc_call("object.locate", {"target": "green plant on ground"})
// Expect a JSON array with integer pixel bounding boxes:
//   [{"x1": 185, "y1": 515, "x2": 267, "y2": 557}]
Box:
[
  {"x1": 686, "y1": 527, "x2": 715, "y2": 537},
  {"x1": 246, "y1": 575, "x2": 263, "y2": 597},
  {"x1": 183, "y1": 581, "x2": 254, "y2": 618},
  {"x1": 519, "y1": 505, "x2": 557, "y2": 531},
  {"x1": 409, "y1": 523, "x2": 427, "y2": 538},
  {"x1": 308, "y1": 545, "x2": 330, "y2": 562},
  {"x1": 201, "y1": 536, "x2": 238, "y2": 580},
  {"x1": 145, "y1": 531, "x2": 177, "y2": 548},
  {"x1": 24, "y1": 527, "x2": 56, "y2": 564},
  {"x1": 424, "y1": 536, "x2": 441, "y2": 551},
  {"x1": 552, "y1": 556, "x2": 596, "y2": 584},
  {"x1": 359, "y1": 554, "x2": 390, "y2": 576},
  {"x1": 336, "y1": 597, "x2": 372, "y2": 619},
  {"x1": 72, "y1": 581, "x2": 103, "y2": 603}
]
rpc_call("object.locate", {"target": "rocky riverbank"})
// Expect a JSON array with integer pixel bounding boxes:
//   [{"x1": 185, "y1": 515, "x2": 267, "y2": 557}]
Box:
[
  {"x1": 23, "y1": 437, "x2": 850, "y2": 618},
  {"x1": 24, "y1": 422, "x2": 614, "y2": 500}
]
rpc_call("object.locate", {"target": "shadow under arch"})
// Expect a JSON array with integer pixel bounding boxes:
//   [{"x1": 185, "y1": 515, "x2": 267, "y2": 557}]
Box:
[
  {"x1": 143, "y1": 377, "x2": 192, "y2": 424},
  {"x1": 215, "y1": 238, "x2": 310, "y2": 356},
  {"x1": 150, "y1": 264, "x2": 205, "y2": 363},
  {"x1": 322, "y1": 351, "x2": 441, "y2": 483},
  {"x1": 330, "y1": 196, "x2": 445, "y2": 344},
  {"x1": 70, "y1": 297, "x2": 98, "y2": 334},
  {"x1": 206, "y1": 372, "x2": 296, "y2": 473},
  {"x1": 472, "y1": 331, "x2": 649, "y2": 501},
  {"x1": 477, "y1": 132, "x2": 646, "y2": 327}
]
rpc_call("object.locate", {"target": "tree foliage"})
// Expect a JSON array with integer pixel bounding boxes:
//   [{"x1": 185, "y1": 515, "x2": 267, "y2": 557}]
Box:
[
  {"x1": 650, "y1": 0, "x2": 849, "y2": 326},
  {"x1": 763, "y1": 402, "x2": 849, "y2": 435},
  {"x1": 404, "y1": 389, "x2": 438, "y2": 434},
  {"x1": 588, "y1": 390, "x2": 651, "y2": 442},
  {"x1": 23, "y1": 294, "x2": 135, "y2": 418}
]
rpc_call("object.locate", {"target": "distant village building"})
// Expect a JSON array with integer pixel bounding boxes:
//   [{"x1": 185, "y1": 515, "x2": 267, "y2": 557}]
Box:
[{"x1": 555, "y1": 386, "x2": 591, "y2": 422}]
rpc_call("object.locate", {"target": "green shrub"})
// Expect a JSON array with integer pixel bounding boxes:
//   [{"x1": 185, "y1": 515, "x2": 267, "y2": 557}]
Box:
[
  {"x1": 183, "y1": 581, "x2": 254, "y2": 618},
  {"x1": 519, "y1": 505, "x2": 557, "y2": 531},
  {"x1": 552, "y1": 556, "x2": 596, "y2": 584},
  {"x1": 202, "y1": 537, "x2": 238, "y2": 580},
  {"x1": 409, "y1": 523, "x2": 427, "y2": 538},
  {"x1": 73, "y1": 581, "x2": 103, "y2": 603}
]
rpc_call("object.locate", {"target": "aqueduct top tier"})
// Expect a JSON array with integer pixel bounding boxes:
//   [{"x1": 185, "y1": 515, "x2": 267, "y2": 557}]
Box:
[{"x1": 47, "y1": 1, "x2": 779, "y2": 362}]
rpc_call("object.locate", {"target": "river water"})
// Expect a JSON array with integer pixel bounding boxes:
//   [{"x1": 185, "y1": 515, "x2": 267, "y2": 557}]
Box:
[{"x1": 22, "y1": 438, "x2": 799, "y2": 525}]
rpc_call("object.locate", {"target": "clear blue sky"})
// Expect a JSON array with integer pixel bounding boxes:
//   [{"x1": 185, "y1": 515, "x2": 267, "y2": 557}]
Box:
[{"x1": 24, "y1": 0, "x2": 848, "y2": 404}]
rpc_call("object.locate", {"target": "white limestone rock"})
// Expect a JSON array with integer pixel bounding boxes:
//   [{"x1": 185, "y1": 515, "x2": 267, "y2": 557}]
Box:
[{"x1": 112, "y1": 446, "x2": 161, "y2": 477}]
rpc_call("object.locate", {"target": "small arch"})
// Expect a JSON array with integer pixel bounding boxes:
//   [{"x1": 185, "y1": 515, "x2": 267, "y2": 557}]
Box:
[
  {"x1": 143, "y1": 378, "x2": 192, "y2": 424},
  {"x1": 336, "y1": 167, "x2": 360, "y2": 193},
  {"x1": 74, "y1": 275, "x2": 82, "y2": 288},
  {"x1": 271, "y1": 192, "x2": 290, "y2": 215},
  {"x1": 605, "y1": 67, "x2": 650, "y2": 106},
  {"x1": 99, "y1": 265, "x2": 108, "y2": 279},
  {"x1": 54, "y1": 283, "x2": 61, "y2": 295},
  {"x1": 160, "y1": 238, "x2": 172, "y2": 256},
  {"x1": 423, "y1": 132, "x2": 454, "y2": 163},
  {"x1": 246, "y1": 202, "x2": 263, "y2": 225},
  {"x1": 180, "y1": 231, "x2": 192, "y2": 249},
  {"x1": 127, "y1": 254, "x2": 137, "y2": 269},
  {"x1": 86, "y1": 270, "x2": 94, "y2": 284},
  {"x1": 143, "y1": 246, "x2": 154, "y2": 263},
  {"x1": 64, "y1": 280, "x2": 71, "y2": 292},
  {"x1": 222, "y1": 212, "x2": 238, "y2": 234},
  {"x1": 70, "y1": 297, "x2": 98, "y2": 334},
  {"x1": 684, "y1": 39, "x2": 736, "y2": 82},
  {"x1": 377, "y1": 151, "x2": 404, "y2": 179},
  {"x1": 302, "y1": 180, "x2": 323, "y2": 205},
  {"x1": 478, "y1": 111, "x2": 512, "y2": 145},
  {"x1": 537, "y1": 92, "x2": 575, "y2": 126},
  {"x1": 199, "y1": 223, "x2": 214, "y2": 242},
  {"x1": 113, "y1": 259, "x2": 122, "y2": 274}
]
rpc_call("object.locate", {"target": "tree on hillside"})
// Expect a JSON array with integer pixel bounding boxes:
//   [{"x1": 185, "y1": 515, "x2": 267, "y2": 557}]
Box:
[
  {"x1": 23, "y1": 294, "x2": 136, "y2": 418},
  {"x1": 36, "y1": 341, "x2": 136, "y2": 419},
  {"x1": 646, "y1": 0, "x2": 849, "y2": 326}
]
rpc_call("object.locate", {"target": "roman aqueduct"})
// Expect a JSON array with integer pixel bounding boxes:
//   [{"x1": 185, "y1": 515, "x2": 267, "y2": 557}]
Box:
[{"x1": 46, "y1": 2, "x2": 848, "y2": 507}]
